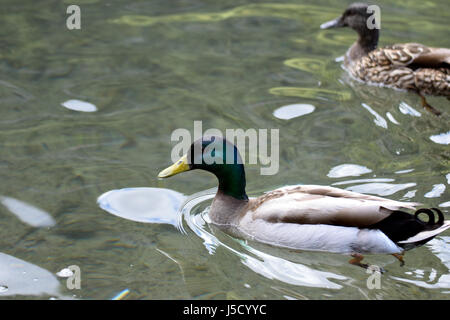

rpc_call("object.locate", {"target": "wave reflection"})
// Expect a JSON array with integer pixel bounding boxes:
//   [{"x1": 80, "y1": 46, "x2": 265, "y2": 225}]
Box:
[
  {"x1": 181, "y1": 189, "x2": 347, "y2": 290},
  {"x1": 391, "y1": 237, "x2": 450, "y2": 290},
  {"x1": 97, "y1": 187, "x2": 185, "y2": 228}
]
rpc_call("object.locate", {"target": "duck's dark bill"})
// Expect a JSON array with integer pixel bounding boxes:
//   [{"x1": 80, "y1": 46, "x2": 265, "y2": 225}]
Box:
[
  {"x1": 158, "y1": 154, "x2": 190, "y2": 178},
  {"x1": 320, "y1": 18, "x2": 342, "y2": 29}
]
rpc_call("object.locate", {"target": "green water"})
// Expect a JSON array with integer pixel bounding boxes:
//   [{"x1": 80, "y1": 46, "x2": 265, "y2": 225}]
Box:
[{"x1": 0, "y1": 0, "x2": 449, "y2": 299}]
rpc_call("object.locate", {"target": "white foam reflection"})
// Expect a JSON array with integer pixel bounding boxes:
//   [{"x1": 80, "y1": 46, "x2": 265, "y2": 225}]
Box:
[
  {"x1": 240, "y1": 244, "x2": 346, "y2": 289},
  {"x1": 61, "y1": 99, "x2": 97, "y2": 112},
  {"x1": 386, "y1": 112, "x2": 399, "y2": 125},
  {"x1": 399, "y1": 102, "x2": 421, "y2": 117},
  {"x1": 0, "y1": 196, "x2": 55, "y2": 227},
  {"x1": 395, "y1": 169, "x2": 414, "y2": 174},
  {"x1": 361, "y1": 103, "x2": 387, "y2": 129},
  {"x1": 424, "y1": 184, "x2": 446, "y2": 198},
  {"x1": 344, "y1": 182, "x2": 416, "y2": 196},
  {"x1": 327, "y1": 164, "x2": 372, "y2": 178},
  {"x1": 97, "y1": 187, "x2": 185, "y2": 228},
  {"x1": 0, "y1": 253, "x2": 61, "y2": 297},
  {"x1": 332, "y1": 178, "x2": 394, "y2": 186},
  {"x1": 182, "y1": 190, "x2": 346, "y2": 290},
  {"x1": 402, "y1": 190, "x2": 417, "y2": 199},
  {"x1": 273, "y1": 104, "x2": 315, "y2": 120},
  {"x1": 330, "y1": 178, "x2": 417, "y2": 196},
  {"x1": 439, "y1": 201, "x2": 450, "y2": 208},
  {"x1": 182, "y1": 189, "x2": 219, "y2": 253},
  {"x1": 430, "y1": 131, "x2": 450, "y2": 145},
  {"x1": 392, "y1": 237, "x2": 450, "y2": 289}
]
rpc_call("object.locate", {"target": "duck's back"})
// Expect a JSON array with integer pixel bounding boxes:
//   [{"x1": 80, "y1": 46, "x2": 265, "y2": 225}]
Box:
[
  {"x1": 246, "y1": 185, "x2": 418, "y2": 228},
  {"x1": 346, "y1": 43, "x2": 450, "y2": 96}
]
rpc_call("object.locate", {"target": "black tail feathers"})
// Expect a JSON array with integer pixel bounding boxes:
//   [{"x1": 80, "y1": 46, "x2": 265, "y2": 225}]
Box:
[
  {"x1": 370, "y1": 207, "x2": 445, "y2": 246},
  {"x1": 414, "y1": 208, "x2": 444, "y2": 227}
]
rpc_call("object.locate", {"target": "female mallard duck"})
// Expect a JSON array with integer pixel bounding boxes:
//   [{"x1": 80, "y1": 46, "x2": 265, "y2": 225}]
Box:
[
  {"x1": 321, "y1": 2, "x2": 450, "y2": 116},
  {"x1": 158, "y1": 136, "x2": 450, "y2": 269}
]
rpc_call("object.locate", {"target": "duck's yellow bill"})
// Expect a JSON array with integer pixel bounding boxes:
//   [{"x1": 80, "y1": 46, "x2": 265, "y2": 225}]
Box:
[{"x1": 158, "y1": 154, "x2": 190, "y2": 178}]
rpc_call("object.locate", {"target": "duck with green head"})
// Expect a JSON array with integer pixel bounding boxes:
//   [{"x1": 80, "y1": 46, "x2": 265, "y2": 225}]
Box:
[
  {"x1": 159, "y1": 136, "x2": 450, "y2": 268},
  {"x1": 321, "y1": 2, "x2": 450, "y2": 115}
]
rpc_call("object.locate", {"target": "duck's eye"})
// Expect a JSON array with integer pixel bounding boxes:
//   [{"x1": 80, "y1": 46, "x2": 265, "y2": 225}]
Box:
[{"x1": 177, "y1": 160, "x2": 182, "y2": 165}]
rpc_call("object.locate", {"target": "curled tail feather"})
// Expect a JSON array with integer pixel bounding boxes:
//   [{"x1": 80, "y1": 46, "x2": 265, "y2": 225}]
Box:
[
  {"x1": 371, "y1": 207, "x2": 449, "y2": 250},
  {"x1": 414, "y1": 207, "x2": 444, "y2": 226}
]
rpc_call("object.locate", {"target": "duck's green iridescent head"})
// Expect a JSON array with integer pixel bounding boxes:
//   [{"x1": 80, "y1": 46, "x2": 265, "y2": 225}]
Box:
[{"x1": 158, "y1": 136, "x2": 248, "y2": 200}]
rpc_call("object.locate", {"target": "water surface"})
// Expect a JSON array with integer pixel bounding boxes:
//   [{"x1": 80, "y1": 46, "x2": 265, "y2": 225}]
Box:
[{"x1": 0, "y1": 0, "x2": 449, "y2": 299}]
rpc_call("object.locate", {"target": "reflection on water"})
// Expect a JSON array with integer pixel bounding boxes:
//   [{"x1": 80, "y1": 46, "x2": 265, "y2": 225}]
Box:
[
  {"x1": 269, "y1": 87, "x2": 352, "y2": 101},
  {"x1": 97, "y1": 187, "x2": 185, "y2": 228},
  {"x1": 345, "y1": 182, "x2": 417, "y2": 197},
  {"x1": 273, "y1": 104, "x2": 315, "y2": 120},
  {"x1": 399, "y1": 102, "x2": 421, "y2": 117},
  {"x1": 430, "y1": 132, "x2": 450, "y2": 145},
  {"x1": 0, "y1": 196, "x2": 55, "y2": 227},
  {"x1": 239, "y1": 243, "x2": 346, "y2": 290},
  {"x1": 284, "y1": 58, "x2": 326, "y2": 74},
  {"x1": 181, "y1": 190, "x2": 346, "y2": 290},
  {"x1": 111, "y1": 3, "x2": 335, "y2": 27},
  {"x1": 385, "y1": 112, "x2": 400, "y2": 125},
  {"x1": 61, "y1": 99, "x2": 97, "y2": 113},
  {"x1": 327, "y1": 164, "x2": 372, "y2": 178},
  {"x1": 424, "y1": 184, "x2": 446, "y2": 198},
  {"x1": 361, "y1": 103, "x2": 388, "y2": 129},
  {"x1": 403, "y1": 190, "x2": 418, "y2": 199},
  {"x1": 392, "y1": 237, "x2": 450, "y2": 289},
  {"x1": 0, "y1": 253, "x2": 61, "y2": 298}
]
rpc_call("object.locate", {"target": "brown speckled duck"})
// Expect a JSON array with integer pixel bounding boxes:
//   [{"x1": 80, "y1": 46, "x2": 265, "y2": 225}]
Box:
[
  {"x1": 158, "y1": 136, "x2": 450, "y2": 269},
  {"x1": 321, "y1": 2, "x2": 450, "y2": 115}
]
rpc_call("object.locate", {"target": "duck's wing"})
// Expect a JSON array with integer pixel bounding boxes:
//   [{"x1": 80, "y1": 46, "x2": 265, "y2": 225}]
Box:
[
  {"x1": 248, "y1": 185, "x2": 420, "y2": 228},
  {"x1": 381, "y1": 43, "x2": 450, "y2": 68}
]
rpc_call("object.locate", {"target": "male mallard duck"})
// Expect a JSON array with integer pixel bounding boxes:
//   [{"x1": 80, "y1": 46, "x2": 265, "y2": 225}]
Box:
[
  {"x1": 321, "y1": 2, "x2": 450, "y2": 116},
  {"x1": 158, "y1": 136, "x2": 450, "y2": 269}
]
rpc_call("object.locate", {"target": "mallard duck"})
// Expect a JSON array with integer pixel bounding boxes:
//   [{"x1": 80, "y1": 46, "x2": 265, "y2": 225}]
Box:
[
  {"x1": 158, "y1": 136, "x2": 450, "y2": 269},
  {"x1": 321, "y1": 2, "x2": 450, "y2": 116}
]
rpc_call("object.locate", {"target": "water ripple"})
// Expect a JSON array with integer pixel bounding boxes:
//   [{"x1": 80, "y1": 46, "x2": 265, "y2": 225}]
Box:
[
  {"x1": 0, "y1": 253, "x2": 61, "y2": 297},
  {"x1": 97, "y1": 187, "x2": 185, "y2": 228},
  {"x1": 327, "y1": 164, "x2": 372, "y2": 178},
  {"x1": 284, "y1": 58, "x2": 325, "y2": 74},
  {"x1": 0, "y1": 196, "x2": 55, "y2": 227},
  {"x1": 61, "y1": 99, "x2": 97, "y2": 113},
  {"x1": 424, "y1": 184, "x2": 446, "y2": 198},
  {"x1": 391, "y1": 237, "x2": 450, "y2": 290},
  {"x1": 361, "y1": 103, "x2": 388, "y2": 129},
  {"x1": 180, "y1": 189, "x2": 346, "y2": 289},
  {"x1": 269, "y1": 87, "x2": 351, "y2": 101},
  {"x1": 111, "y1": 3, "x2": 335, "y2": 27},
  {"x1": 345, "y1": 182, "x2": 417, "y2": 197},
  {"x1": 273, "y1": 104, "x2": 315, "y2": 120},
  {"x1": 430, "y1": 131, "x2": 450, "y2": 145}
]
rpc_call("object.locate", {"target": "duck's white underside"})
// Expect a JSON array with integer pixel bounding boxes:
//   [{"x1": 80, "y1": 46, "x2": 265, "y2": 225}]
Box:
[
  {"x1": 238, "y1": 215, "x2": 403, "y2": 254},
  {"x1": 233, "y1": 185, "x2": 406, "y2": 254}
]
